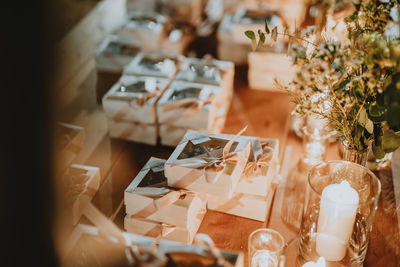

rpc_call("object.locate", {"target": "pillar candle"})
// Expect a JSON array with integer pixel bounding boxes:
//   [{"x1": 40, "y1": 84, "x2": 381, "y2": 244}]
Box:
[{"x1": 316, "y1": 181, "x2": 359, "y2": 261}]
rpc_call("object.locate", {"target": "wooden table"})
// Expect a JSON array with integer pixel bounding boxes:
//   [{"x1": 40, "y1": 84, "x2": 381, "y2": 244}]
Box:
[{"x1": 69, "y1": 69, "x2": 400, "y2": 266}]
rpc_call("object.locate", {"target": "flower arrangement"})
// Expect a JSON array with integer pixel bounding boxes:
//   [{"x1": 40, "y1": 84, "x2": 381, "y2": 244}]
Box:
[{"x1": 245, "y1": 0, "x2": 400, "y2": 159}]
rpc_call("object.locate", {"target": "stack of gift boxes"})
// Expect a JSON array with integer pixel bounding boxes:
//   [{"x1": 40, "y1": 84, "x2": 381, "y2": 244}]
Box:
[
  {"x1": 55, "y1": 123, "x2": 101, "y2": 225},
  {"x1": 95, "y1": 10, "x2": 196, "y2": 102},
  {"x1": 124, "y1": 129, "x2": 278, "y2": 244},
  {"x1": 102, "y1": 53, "x2": 235, "y2": 146}
]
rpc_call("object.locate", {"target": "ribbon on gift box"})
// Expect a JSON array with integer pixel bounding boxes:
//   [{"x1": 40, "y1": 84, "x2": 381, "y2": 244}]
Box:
[
  {"x1": 131, "y1": 188, "x2": 206, "y2": 219},
  {"x1": 242, "y1": 140, "x2": 277, "y2": 183},
  {"x1": 171, "y1": 126, "x2": 251, "y2": 186},
  {"x1": 162, "y1": 95, "x2": 215, "y2": 118},
  {"x1": 111, "y1": 90, "x2": 162, "y2": 122},
  {"x1": 194, "y1": 234, "x2": 234, "y2": 267}
]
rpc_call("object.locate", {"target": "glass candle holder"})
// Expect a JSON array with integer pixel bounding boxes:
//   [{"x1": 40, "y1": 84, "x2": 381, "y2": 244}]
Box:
[
  {"x1": 248, "y1": 228, "x2": 285, "y2": 267},
  {"x1": 302, "y1": 126, "x2": 331, "y2": 167},
  {"x1": 298, "y1": 161, "x2": 381, "y2": 267}
]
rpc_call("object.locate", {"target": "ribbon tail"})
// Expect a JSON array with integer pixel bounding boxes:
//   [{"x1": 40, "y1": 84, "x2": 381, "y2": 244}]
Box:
[{"x1": 223, "y1": 126, "x2": 248, "y2": 157}]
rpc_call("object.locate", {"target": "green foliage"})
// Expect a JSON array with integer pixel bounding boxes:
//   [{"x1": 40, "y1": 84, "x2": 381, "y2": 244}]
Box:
[{"x1": 245, "y1": 0, "x2": 400, "y2": 158}]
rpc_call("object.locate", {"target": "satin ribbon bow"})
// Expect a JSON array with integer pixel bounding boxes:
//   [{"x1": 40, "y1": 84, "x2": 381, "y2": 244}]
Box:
[
  {"x1": 172, "y1": 126, "x2": 249, "y2": 184},
  {"x1": 243, "y1": 145, "x2": 274, "y2": 181},
  {"x1": 132, "y1": 188, "x2": 202, "y2": 219}
]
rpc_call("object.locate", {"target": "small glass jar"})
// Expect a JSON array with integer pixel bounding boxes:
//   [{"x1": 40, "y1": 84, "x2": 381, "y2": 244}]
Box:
[
  {"x1": 298, "y1": 161, "x2": 381, "y2": 266},
  {"x1": 248, "y1": 228, "x2": 285, "y2": 267}
]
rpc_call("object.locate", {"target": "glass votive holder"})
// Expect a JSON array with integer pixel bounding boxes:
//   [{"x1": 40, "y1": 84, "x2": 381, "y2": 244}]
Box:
[
  {"x1": 301, "y1": 125, "x2": 331, "y2": 167},
  {"x1": 298, "y1": 160, "x2": 381, "y2": 267},
  {"x1": 248, "y1": 228, "x2": 285, "y2": 267}
]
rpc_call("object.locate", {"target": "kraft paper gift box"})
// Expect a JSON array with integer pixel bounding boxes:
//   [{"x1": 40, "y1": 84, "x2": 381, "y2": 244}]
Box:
[
  {"x1": 96, "y1": 36, "x2": 140, "y2": 74},
  {"x1": 160, "y1": 22, "x2": 194, "y2": 57},
  {"x1": 124, "y1": 157, "x2": 207, "y2": 229},
  {"x1": 55, "y1": 122, "x2": 85, "y2": 172},
  {"x1": 175, "y1": 57, "x2": 235, "y2": 100},
  {"x1": 157, "y1": 0, "x2": 202, "y2": 26},
  {"x1": 61, "y1": 164, "x2": 101, "y2": 225},
  {"x1": 95, "y1": 37, "x2": 140, "y2": 103},
  {"x1": 248, "y1": 52, "x2": 296, "y2": 91},
  {"x1": 235, "y1": 138, "x2": 279, "y2": 196},
  {"x1": 207, "y1": 137, "x2": 279, "y2": 221},
  {"x1": 124, "y1": 52, "x2": 178, "y2": 79},
  {"x1": 207, "y1": 193, "x2": 270, "y2": 221},
  {"x1": 156, "y1": 81, "x2": 224, "y2": 130},
  {"x1": 107, "y1": 119, "x2": 158, "y2": 145},
  {"x1": 65, "y1": 224, "x2": 244, "y2": 267},
  {"x1": 158, "y1": 109, "x2": 226, "y2": 147},
  {"x1": 124, "y1": 213, "x2": 205, "y2": 244},
  {"x1": 102, "y1": 75, "x2": 169, "y2": 124},
  {"x1": 116, "y1": 12, "x2": 167, "y2": 51},
  {"x1": 164, "y1": 130, "x2": 251, "y2": 198}
]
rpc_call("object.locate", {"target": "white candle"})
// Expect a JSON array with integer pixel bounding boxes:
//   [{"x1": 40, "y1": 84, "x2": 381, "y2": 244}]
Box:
[
  {"x1": 302, "y1": 257, "x2": 326, "y2": 267},
  {"x1": 316, "y1": 181, "x2": 359, "y2": 261}
]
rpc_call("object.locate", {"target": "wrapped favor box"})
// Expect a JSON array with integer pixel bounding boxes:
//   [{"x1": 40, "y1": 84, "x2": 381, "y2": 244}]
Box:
[
  {"x1": 158, "y1": 0, "x2": 202, "y2": 26},
  {"x1": 175, "y1": 57, "x2": 235, "y2": 100},
  {"x1": 207, "y1": 193, "x2": 270, "y2": 221},
  {"x1": 124, "y1": 157, "x2": 207, "y2": 229},
  {"x1": 248, "y1": 52, "x2": 296, "y2": 91},
  {"x1": 102, "y1": 75, "x2": 169, "y2": 124},
  {"x1": 160, "y1": 22, "x2": 194, "y2": 57},
  {"x1": 107, "y1": 119, "x2": 158, "y2": 145},
  {"x1": 64, "y1": 224, "x2": 244, "y2": 267},
  {"x1": 124, "y1": 213, "x2": 205, "y2": 244},
  {"x1": 235, "y1": 138, "x2": 279, "y2": 196},
  {"x1": 116, "y1": 12, "x2": 168, "y2": 51},
  {"x1": 164, "y1": 130, "x2": 251, "y2": 198},
  {"x1": 61, "y1": 164, "x2": 101, "y2": 225},
  {"x1": 207, "y1": 137, "x2": 278, "y2": 221},
  {"x1": 55, "y1": 122, "x2": 85, "y2": 172},
  {"x1": 157, "y1": 81, "x2": 224, "y2": 130},
  {"x1": 95, "y1": 36, "x2": 140, "y2": 102},
  {"x1": 124, "y1": 52, "x2": 178, "y2": 78}
]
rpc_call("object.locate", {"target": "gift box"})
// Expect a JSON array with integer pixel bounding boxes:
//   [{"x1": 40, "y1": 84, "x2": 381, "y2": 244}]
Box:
[
  {"x1": 164, "y1": 130, "x2": 251, "y2": 198},
  {"x1": 124, "y1": 52, "x2": 178, "y2": 79},
  {"x1": 96, "y1": 36, "x2": 140, "y2": 74},
  {"x1": 207, "y1": 192, "x2": 270, "y2": 221},
  {"x1": 124, "y1": 157, "x2": 207, "y2": 229},
  {"x1": 124, "y1": 213, "x2": 205, "y2": 244},
  {"x1": 248, "y1": 52, "x2": 296, "y2": 91},
  {"x1": 157, "y1": 81, "x2": 224, "y2": 130},
  {"x1": 175, "y1": 57, "x2": 235, "y2": 101},
  {"x1": 102, "y1": 75, "x2": 169, "y2": 124},
  {"x1": 64, "y1": 224, "x2": 244, "y2": 267},
  {"x1": 116, "y1": 12, "x2": 168, "y2": 51},
  {"x1": 61, "y1": 164, "x2": 101, "y2": 225},
  {"x1": 55, "y1": 122, "x2": 85, "y2": 172},
  {"x1": 107, "y1": 119, "x2": 158, "y2": 145},
  {"x1": 207, "y1": 137, "x2": 278, "y2": 221},
  {"x1": 158, "y1": 0, "x2": 202, "y2": 26},
  {"x1": 160, "y1": 22, "x2": 194, "y2": 57},
  {"x1": 235, "y1": 138, "x2": 279, "y2": 196}
]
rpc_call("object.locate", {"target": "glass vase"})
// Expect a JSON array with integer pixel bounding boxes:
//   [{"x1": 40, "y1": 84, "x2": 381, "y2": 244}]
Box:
[
  {"x1": 341, "y1": 142, "x2": 369, "y2": 167},
  {"x1": 298, "y1": 161, "x2": 381, "y2": 267}
]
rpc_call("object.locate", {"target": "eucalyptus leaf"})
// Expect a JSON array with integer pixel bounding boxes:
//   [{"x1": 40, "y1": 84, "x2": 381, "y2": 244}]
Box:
[
  {"x1": 382, "y1": 130, "x2": 400, "y2": 153},
  {"x1": 271, "y1": 27, "x2": 278, "y2": 42},
  {"x1": 258, "y1": 30, "x2": 265, "y2": 47},
  {"x1": 372, "y1": 142, "x2": 385, "y2": 159},
  {"x1": 265, "y1": 20, "x2": 270, "y2": 34},
  {"x1": 245, "y1": 30, "x2": 256, "y2": 40}
]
